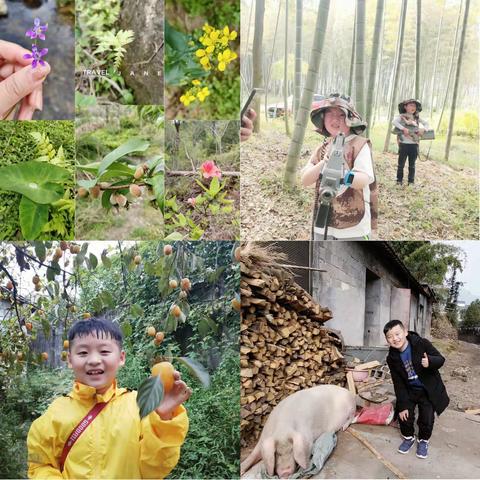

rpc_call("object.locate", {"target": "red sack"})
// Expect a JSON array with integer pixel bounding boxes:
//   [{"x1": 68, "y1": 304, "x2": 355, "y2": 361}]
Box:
[{"x1": 353, "y1": 403, "x2": 394, "y2": 425}]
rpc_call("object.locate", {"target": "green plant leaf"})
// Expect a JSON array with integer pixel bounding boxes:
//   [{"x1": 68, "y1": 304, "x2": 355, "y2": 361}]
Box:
[
  {"x1": 163, "y1": 232, "x2": 184, "y2": 241},
  {"x1": 0, "y1": 161, "x2": 69, "y2": 204},
  {"x1": 177, "y1": 357, "x2": 210, "y2": 388},
  {"x1": 34, "y1": 241, "x2": 47, "y2": 262},
  {"x1": 89, "y1": 253, "x2": 98, "y2": 270},
  {"x1": 121, "y1": 321, "x2": 132, "y2": 338},
  {"x1": 136, "y1": 375, "x2": 164, "y2": 419},
  {"x1": 19, "y1": 197, "x2": 49, "y2": 239},
  {"x1": 98, "y1": 138, "x2": 150, "y2": 175},
  {"x1": 101, "y1": 250, "x2": 112, "y2": 268},
  {"x1": 130, "y1": 303, "x2": 144, "y2": 317}
]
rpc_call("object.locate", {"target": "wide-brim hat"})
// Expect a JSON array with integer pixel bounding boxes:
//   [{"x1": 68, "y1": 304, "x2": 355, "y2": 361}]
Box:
[
  {"x1": 398, "y1": 99, "x2": 422, "y2": 113},
  {"x1": 310, "y1": 93, "x2": 367, "y2": 136}
]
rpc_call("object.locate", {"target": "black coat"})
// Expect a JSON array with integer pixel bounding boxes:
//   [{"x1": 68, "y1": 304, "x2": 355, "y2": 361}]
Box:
[{"x1": 386, "y1": 331, "x2": 450, "y2": 415}]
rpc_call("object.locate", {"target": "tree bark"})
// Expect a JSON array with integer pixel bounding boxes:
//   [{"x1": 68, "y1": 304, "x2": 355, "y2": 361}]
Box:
[
  {"x1": 252, "y1": 0, "x2": 265, "y2": 133},
  {"x1": 294, "y1": 0, "x2": 303, "y2": 118},
  {"x1": 284, "y1": 0, "x2": 291, "y2": 136},
  {"x1": 284, "y1": 0, "x2": 331, "y2": 185},
  {"x1": 445, "y1": 0, "x2": 470, "y2": 161},
  {"x1": 383, "y1": 0, "x2": 408, "y2": 152},
  {"x1": 354, "y1": 0, "x2": 366, "y2": 117},
  {"x1": 264, "y1": 3, "x2": 282, "y2": 121},
  {"x1": 119, "y1": 0, "x2": 163, "y2": 105},
  {"x1": 348, "y1": 3, "x2": 356, "y2": 97},
  {"x1": 429, "y1": 0, "x2": 446, "y2": 116},
  {"x1": 415, "y1": 0, "x2": 421, "y2": 99},
  {"x1": 366, "y1": 0, "x2": 384, "y2": 136}
]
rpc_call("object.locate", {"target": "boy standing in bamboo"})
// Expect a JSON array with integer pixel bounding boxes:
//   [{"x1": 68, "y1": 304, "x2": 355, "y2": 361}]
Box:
[{"x1": 393, "y1": 99, "x2": 430, "y2": 185}]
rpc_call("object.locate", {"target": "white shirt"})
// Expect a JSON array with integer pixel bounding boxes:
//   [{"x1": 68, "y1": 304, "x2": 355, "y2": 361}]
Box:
[{"x1": 313, "y1": 136, "x2": 374, "y2": 239}]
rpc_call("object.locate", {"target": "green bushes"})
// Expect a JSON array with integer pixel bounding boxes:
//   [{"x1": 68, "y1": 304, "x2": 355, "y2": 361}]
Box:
[
  {"x1": 0, "y1": 367, "x2": 73, "y2": 478},
  {"x1": 170, "y1": 349, "x2": 240, "y2": 479}
]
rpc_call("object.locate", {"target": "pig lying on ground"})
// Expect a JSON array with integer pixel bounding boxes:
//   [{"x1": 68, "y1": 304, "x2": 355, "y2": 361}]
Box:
[{"x1": 241, "y1": 385, "x2": 356, "y2": 478}]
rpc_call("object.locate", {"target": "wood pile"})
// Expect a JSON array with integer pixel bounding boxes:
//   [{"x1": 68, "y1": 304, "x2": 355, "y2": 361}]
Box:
[{"x1": 239, "y1": 243, "x2": 347, "y2": 443}]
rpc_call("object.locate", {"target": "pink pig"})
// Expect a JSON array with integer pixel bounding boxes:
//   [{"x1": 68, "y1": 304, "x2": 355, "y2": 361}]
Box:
[{"x1": 241, "y1": 385, "x2": 356, "y2": 478}]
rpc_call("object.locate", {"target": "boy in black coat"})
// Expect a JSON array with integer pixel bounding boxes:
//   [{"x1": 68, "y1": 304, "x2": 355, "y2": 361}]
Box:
[{"x1": 384, "y1": 320, "x2": 449, "y2": 459}]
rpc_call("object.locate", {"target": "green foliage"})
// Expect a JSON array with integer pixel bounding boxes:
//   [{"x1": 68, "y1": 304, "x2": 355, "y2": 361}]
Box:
[
  {"x1": 76, "y1": 0, "x2": 135, "y2": 103},
  {"x1": 94, "y1": 30, "x2": 135, "y2": 70},
  {"x1": 391, "y1": 241, "x2": 465, "y2": 286},
  {"x1": 462, "y1": 299, "x2": 480, "y2": 328},
  {"x1": 0, "y1": 367, "x2": 73, "y2": 478},
  {"x1": 169, "y1": 349, "x2": 240, "y2": 479},
  {"x1": 176, "y1": 0, "x2": 240, "y2": 26},
  {"x1": 437, "y1": 110, "x2": 479, "y2": 138},
  {"x1": 0, "y1": 122, "x2": 75, "y2": 240}
]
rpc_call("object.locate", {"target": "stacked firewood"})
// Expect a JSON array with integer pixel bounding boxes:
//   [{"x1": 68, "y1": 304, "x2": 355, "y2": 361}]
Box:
[{"x1": 239, "y1": 244, "x2": 347, "y2": 442}]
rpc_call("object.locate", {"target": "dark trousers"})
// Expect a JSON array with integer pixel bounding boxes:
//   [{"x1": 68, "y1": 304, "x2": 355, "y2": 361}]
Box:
[
  {"x1": 399, "y1": 388, "x2": 435, "y2": 440},
  {"x1": 397, "y1": 143, "x2": 418, "y2": 183}
]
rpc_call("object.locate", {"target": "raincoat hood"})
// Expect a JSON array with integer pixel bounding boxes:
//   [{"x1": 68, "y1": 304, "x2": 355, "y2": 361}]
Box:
[{"x1": 310, "y1": 94, "x2": 367, "y2": 136}]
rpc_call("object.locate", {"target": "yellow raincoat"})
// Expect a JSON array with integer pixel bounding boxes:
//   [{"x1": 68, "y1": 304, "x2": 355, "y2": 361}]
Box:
[{"x1": 27, "y1": 380, "x2": 189, "y2": 479}]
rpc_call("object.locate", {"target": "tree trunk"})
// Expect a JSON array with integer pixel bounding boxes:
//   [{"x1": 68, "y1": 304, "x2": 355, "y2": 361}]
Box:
[
  {"x1": 264, "y1": 3, "x2": 282, "y2": 121},
  {"x1": 119, "y1": 0, "x2": 163, "y2": 105},
  {"x1": 354, "y1": 0, "x2": 366, "y2": 117},
  {"x1": 294, "y1": 0, "x2": 303, "y2": 119},
  {"x1": 365, "y1": 0, "x2": 384, "y2": 136},
  {"x1": 383, "y1": 0, "x2": 408, "y2": 152},
  {"x1": 284, "y1": 0, "x2": 290, "y2": 136},
  {"x1": 436, "y1": 0, "x2": 463, "y2": 132},
  {"x1": 429, "y1": 0, "x2": 446, "y2": 116},
  {"x1": 252, "y1": 0, "x2": 265, "y2": 133},
  {"x1": 415, "y1": 0, "x2": 421, "y2": 99},
  {"x1": 283, "y1": 0, "x2": 331, "y2": 185},
  {"x1": 445, "y1": 0, "x2": 470, "y2": 161},
  {"x1": 371, "y1": 6, "x2": 385, "y2": 131},
  {"x1": 348, "y1": 3, "x2": 356, "y2": 97}
]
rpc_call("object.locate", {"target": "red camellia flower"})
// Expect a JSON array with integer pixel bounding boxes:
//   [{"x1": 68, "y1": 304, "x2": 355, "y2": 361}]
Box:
[{"x1": 200, "y1": 160, "x2": 222, "y2": 179}]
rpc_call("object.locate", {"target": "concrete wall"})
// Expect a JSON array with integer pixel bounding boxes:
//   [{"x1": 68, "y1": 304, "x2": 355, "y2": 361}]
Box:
[{"x1": 311, "y1": 242, "x2": 432, "y2": 347}]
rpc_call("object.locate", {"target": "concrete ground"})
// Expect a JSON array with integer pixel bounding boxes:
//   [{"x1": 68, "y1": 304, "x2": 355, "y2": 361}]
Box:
[{"x1": 242, "y1": 409, "x2": 480, "y2": 479}]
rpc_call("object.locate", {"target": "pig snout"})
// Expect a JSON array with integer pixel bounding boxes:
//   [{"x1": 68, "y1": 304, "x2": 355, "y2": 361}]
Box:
[{"x1": 275, "y1": 439, "x2": 297, "y2": 478}]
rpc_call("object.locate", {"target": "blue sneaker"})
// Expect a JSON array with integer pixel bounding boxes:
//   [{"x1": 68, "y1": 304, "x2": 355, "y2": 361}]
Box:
[
  {"x1": 416, "y1": 439, "x2": 429, "y2": 458},
  {"x1": 398, "y1": 436, "x2": 415, "y2": 454}
]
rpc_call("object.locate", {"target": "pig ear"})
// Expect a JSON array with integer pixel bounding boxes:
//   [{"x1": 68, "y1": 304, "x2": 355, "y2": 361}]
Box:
[
  {"x1": 261, "y1": 438, "x2": 276, "y2": 476},
  {"x1": 292, "y1": 432, "x2": 312, "y2": 470}
]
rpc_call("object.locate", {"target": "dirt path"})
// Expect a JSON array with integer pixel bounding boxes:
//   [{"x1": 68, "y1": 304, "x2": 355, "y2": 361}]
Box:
[
  {"x1": 432, "y1": 338, "x2": 480, "y2": 411},
  {"x1": 241, "y1": 126, "x2": 479, "y2": 240}
]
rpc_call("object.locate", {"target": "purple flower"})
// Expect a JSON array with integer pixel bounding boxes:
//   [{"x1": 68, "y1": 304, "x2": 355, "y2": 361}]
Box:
[
  {"x1": 23, "y1": 44, "x2": 48, "y2": 68},
  {"x1": 25, "y1": 18, "x2": 48, "y2": 41}
]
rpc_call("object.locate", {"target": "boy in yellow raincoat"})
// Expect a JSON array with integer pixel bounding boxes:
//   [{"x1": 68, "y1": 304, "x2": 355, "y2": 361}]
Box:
[{"x1": 27, "y1": 318, "x2": 191, "y2": 479}]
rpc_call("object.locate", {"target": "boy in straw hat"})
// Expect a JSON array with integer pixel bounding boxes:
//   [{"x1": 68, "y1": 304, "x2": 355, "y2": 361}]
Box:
[
  {"x1": 393, "y1": 99, "x2": 430, "y2": 185},
  {"x1": 301, "y1": 93, "x2": 378, "y2": 240}
]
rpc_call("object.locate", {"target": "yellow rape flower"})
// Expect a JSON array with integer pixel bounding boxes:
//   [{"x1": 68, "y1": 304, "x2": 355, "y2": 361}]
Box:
[
  {"x1": 196, "y1": 49, "x2": 206, "y2": 58},
  {"x1": 192, "y1": 79, "x2": 201, "y2": 86}
]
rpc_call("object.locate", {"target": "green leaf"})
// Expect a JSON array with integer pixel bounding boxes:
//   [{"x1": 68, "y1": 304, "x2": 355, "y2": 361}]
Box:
[
  {"x1": 99, "y1": 290, "x2": 115, "y2": 309},
  {"x1": 101, "y1": 250, "x2": 112, "y2": 268},
  {"x1": 121, "y1": 321, "x2": 132, "y2": 338},
  {"x1": 0, "y1": 161, "x2": 70, "y2": 204},
  {"x1": 46, "y1": 261, "x2": 60, "y2": 281},
  {"x1": 98, "y1": 138, "x2": 150, "y2": 175},
  {"x1": 136, "y1": 375, "x2": 164, "y2": 419},
  {"x1": 34, "y1": 241, "x2": 47, "y2": 262},
  {"x1": 149, "y1": 174, "x2": 164, "y2": 210},
  {"x1": 89, "y1": 253, "x2": 98, "y2": 270},
  {"x1": 177, "y1": 357, "x2": 210, "y2": 388},
  {"x1": 77, "y1": 179, "x2": 98, "y2": 189},
  {"x1": 130, "y1": 304, "x2": 144, "y2": 317},
  {"x1": 19, "y1": 197, "x2": 49, "y2": 239},
  {"x1": 163, "y1": 232, "x2": 185, "y2": 241}
]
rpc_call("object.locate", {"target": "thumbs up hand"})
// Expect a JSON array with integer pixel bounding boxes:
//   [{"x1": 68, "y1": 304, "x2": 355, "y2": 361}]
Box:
[{"x1": 421, "y1": 352, "x2": 429, "y2": 368}]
